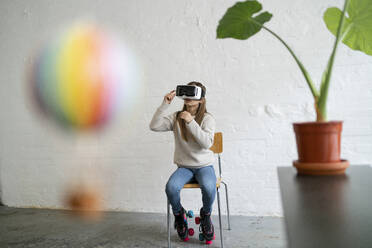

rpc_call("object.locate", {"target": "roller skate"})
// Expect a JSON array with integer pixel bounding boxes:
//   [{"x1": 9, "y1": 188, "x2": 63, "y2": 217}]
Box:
[
  {"x1": 174, "y1": 208, "x2": 195, "y2": 241},
  {"x1": 195, "y1": 207, "x2": 215, "y2": 245}
]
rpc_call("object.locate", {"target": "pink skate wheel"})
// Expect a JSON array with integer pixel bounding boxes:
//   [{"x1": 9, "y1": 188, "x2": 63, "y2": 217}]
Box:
[
  {"x1": 188, "y1": 228, "x2": 194, "y2": 236},
  {"x1": 183, "y1": 237, "x2": 190, "y2": 242},
  {"x1": 206, "y1": 240, "x2": 213, "y2": 245},
  {"x1": 195, "y1": 217, "x2": 200, "y2": 224}
]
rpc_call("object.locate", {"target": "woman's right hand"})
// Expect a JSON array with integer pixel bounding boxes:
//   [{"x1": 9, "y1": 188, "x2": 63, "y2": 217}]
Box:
[{"x1": 164, "y1": 90, "x2": 176, "y2": 104}]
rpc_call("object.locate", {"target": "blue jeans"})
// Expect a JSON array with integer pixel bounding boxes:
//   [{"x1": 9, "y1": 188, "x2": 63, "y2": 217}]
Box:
[{"x1": 165, "y1": 165, "x2": 217, "y2": 215}]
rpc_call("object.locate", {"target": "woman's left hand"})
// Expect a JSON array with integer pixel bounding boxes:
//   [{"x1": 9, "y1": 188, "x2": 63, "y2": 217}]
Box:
[{"x1": 179, "y1": 111, "x2": 193, "y2": 123}]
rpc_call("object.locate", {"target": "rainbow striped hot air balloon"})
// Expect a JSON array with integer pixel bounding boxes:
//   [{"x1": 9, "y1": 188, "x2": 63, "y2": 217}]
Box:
[{"x1": 31, "y1": 23, "x2": 138, "y2": 130}]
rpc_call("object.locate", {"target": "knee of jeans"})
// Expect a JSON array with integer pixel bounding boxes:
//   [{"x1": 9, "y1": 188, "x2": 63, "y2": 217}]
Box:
[
  {"x1": 201, "y1": 182, "x2": 216, "y2": 195},
  {"x1": 165, "y1": 181, "x2": 179, "y2": 196}
]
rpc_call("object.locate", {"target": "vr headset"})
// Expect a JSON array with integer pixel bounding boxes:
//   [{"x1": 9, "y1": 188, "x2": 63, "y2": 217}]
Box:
[{"x1": 176, "y1": 85, "x2": 205, "y2": 100}]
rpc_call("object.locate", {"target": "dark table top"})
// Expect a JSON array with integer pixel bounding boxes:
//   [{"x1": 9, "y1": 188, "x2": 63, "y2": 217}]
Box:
[{"x1": 277, "y1": 165, "x2": 372, "y2": 248}]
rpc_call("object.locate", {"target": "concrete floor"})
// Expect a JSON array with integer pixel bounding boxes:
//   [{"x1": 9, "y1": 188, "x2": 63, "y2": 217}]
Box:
[{"x1": 0, "y1": 206, "x2": 287, "y2": 248}]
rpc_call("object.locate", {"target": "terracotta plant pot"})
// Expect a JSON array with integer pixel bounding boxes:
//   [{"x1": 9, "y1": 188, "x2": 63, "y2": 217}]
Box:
[{"x1": 293, "y1": 121, "x2": 349, "y2": 175}]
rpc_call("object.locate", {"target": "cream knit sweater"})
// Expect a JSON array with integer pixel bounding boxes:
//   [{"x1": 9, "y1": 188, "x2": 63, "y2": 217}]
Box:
[{"x1": 149, "y1": 100, "x2": 216, "y2": 168}]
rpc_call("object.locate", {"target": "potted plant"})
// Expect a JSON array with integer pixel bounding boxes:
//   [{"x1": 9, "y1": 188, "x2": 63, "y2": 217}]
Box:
[{"x1": 216, "y1": 0, "x2": 372, "y2": 175}]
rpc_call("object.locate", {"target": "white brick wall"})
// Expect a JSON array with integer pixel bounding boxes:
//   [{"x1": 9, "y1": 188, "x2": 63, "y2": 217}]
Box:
[{"x1": 0, "y1": 0, "x2": 371, "y2": 216}]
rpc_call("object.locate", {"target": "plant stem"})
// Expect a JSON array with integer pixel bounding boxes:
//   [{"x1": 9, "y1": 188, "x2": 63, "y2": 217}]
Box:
[
  {"x1": 317, "y1": 0, "x2": 350, "y2": 122},
  {"x1": 255, "y1": 23, "x2": 319, "y2": 100}
]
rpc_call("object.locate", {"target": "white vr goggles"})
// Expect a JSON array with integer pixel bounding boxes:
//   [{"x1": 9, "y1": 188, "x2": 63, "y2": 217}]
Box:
[{"x1": 176, "y1": 85, "x2": 205, "y2": 100}]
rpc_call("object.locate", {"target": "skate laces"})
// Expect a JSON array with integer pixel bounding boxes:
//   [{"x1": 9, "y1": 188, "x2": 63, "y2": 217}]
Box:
[
  {"x1": 200, "y1": 211, "x2": 213, "y2": 234},
  {"x1": 174, "y1": 210, "x2": 187, "y2": 233}
]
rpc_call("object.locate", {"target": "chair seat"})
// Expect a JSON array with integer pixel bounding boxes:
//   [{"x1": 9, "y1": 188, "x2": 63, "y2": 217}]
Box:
[{"x1": 183, "y1": 177, "x2": 222, "y2": 189}]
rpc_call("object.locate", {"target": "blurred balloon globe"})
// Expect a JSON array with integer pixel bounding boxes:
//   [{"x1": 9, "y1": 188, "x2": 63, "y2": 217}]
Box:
[{"x1": 30, "y1": 23, "x2": 140, "y2": 131}]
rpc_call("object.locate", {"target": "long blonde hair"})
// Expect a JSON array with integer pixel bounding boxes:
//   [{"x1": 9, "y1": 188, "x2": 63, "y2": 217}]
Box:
[{"x1": 175, "y1": 82, "x2": 207, "y2": 142}]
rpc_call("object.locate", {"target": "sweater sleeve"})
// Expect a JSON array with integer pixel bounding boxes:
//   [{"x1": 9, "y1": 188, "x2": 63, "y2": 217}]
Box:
[
  {"x1": 185, "y1": 114, "x2": 216, "y2": 149},
  {"x1": 149, "y1": 100, "x2": 176, "y2": 132}
]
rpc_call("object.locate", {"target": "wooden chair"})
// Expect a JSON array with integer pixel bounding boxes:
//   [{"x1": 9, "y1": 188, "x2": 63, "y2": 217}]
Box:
[{"x1": 167, "y1": 132, "x2": 231, "y2": 248}]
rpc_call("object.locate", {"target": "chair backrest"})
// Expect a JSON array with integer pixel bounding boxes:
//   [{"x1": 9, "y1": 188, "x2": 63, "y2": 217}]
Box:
[
  {"x1": 210, "y1": 132, "x2": 223, "y2": 178},
  {"x1": 210, "y1": 132, "x2": 223, "y2": 154}
]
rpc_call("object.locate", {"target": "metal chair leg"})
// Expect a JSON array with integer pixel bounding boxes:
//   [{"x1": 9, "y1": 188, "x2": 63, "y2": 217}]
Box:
[
  {"x1": 167, "y1": 199, "x2": 171, "y2": 248},
  {"x1": 217, "y1": 188, "x2": 224, "y2": 248},
  {"x1": 222, "y1": 181, "x2": 231, "y2": 230}
]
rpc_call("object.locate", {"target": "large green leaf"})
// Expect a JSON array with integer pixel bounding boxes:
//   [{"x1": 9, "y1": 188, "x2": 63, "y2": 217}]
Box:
[
  {"x1": 324, "y1": 0, "x2": 372, "y2": 55},
  {"x1": 217, "y1": 0, "x2": 272, "y2": 40}
]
